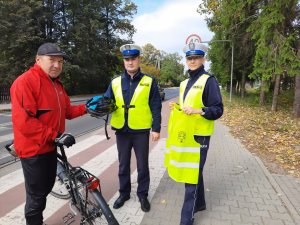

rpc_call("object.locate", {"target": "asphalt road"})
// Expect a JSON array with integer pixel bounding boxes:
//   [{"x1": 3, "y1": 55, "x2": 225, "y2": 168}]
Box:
[{"x1": 0, "y1": 87, "x2": 179, "y2": 166}]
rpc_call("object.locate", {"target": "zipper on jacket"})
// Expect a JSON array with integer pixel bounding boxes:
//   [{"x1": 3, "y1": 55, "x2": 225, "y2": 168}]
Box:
[
  {"x1": 52, "y1": 80, "x2": 62, "y2": 131},
  {"x1": 129, "y1": 79, "x2": 133, "y2": 104}
]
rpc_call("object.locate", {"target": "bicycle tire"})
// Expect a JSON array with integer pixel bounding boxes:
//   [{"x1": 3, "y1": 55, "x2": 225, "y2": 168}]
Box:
[
  {"x1": 89, "y1": 190, "x2": 119, "y2": 225},
  {"x1": 50, "y1": 177, "x2": 71, "y2": 199},
  {"x1": 76, "y1": 186, "x2": 119, "y2": 225}
]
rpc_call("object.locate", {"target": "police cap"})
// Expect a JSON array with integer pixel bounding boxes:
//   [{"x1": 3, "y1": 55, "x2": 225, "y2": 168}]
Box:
[
  {"x1": 183, "y1": 43, "x2": 208, "y2": 57},
  {"x1": 120, "y1": 44, "x2": 142, "y2": 59}
]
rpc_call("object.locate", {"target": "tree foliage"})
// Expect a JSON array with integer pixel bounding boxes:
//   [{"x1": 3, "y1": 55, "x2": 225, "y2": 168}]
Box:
[
  {"x1": 141, "y1": 44, "x2": 184, "y2": 86},
  {"x1": 198, "y1": 0, "x2": 300, "y2": 117},
  {"x1": 0, "y1": 0, "x2": 137, "y2": 94}
]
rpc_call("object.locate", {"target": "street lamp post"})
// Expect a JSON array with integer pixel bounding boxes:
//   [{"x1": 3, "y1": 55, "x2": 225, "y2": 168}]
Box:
[{"x1": 201, "y1": 40, "x2": 234, "y2": 102}]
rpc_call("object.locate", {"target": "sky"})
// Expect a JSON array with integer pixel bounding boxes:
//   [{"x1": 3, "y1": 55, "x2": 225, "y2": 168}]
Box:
[{"x1": 131, "y1": 0, "x2": 214, "y2": 60}]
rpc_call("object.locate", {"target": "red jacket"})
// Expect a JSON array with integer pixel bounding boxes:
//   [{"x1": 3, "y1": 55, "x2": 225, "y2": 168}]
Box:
[{"x1": 10, "y1": 64, "x2": 86, "y2": 158}]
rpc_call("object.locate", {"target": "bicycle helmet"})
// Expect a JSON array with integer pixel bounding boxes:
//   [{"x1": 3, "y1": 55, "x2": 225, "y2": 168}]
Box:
[{"x1": 86, "y1": 95, "x2": 118, "y2": 118}]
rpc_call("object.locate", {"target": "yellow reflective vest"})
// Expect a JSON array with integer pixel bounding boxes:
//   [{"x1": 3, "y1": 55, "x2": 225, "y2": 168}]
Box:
[
  {"x1": 165, "y1": 104, "x2": 200, "y2": 184},
  {"x1": 165, "y1": 74, "x2": 214, "y2": 184},
  {"x1": 110, "y1": 75, "x2": 152, "y2": 130},
  {"x1": 179, "y1": 74, "x2": 214, "y2": 136}
]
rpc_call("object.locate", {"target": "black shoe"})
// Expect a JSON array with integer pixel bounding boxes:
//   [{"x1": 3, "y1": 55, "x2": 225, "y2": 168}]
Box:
[
  {"x1": 113, "y1": 195, "x2": 130, "y2": 209},
  {"x1": 140, "y1": 197, "x2": 150, "y2": 212},
  {"x1": 195, "y1": 204, "x2": 206, "y2": 212}
]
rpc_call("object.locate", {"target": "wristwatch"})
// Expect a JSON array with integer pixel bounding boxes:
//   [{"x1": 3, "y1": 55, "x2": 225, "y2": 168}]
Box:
[{"x1": 200, "y1": 108, "x2": 205, "y2": 116}]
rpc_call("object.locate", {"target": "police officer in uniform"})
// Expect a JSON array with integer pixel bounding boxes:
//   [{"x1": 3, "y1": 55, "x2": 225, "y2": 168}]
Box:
[
  {"x1": 105, "y1": 44, "x2": 162, "y2": 212},
  {"x1": 169, "y1": 42, "x2": 223, "y2": 225}
]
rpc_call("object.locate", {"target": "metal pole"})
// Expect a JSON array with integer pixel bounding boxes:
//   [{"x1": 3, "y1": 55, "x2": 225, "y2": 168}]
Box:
[{"x1": 230, "y1": 42, "x2": 234, "y2": 102}]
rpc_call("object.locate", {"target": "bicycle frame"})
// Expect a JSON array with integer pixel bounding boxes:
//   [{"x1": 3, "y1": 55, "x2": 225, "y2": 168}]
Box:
[
  {"x1": 57, "y1": 146, "x2": 103, "y2": 223},
  {"x1": 4, "y1": 140, "x2": 119, "y2": 225}
]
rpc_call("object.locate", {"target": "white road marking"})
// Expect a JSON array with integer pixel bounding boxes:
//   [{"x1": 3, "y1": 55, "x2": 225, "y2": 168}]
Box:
[
  {"x1": 0, "y1": 133, "x2": 14, "y2": 143},
  {"x1": 0, "y1": 137, "x2": 167, "y2": 225},
  {"x1": 109, "y1": 139, "x2": 166, "y2": 225},
  {"x1": 0, "y1": 135, "x2": 106, "y2": 195}
]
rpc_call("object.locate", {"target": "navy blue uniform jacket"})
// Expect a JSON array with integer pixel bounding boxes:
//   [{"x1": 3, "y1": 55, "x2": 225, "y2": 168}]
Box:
[{"x1": 105, "y1": 69, "x2": 162, "y2": 133}]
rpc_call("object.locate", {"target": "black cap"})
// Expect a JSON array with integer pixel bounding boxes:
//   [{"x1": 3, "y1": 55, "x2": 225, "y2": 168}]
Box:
[{"x1": 37, "y1": 43, "x2": 68, "y2": 59}]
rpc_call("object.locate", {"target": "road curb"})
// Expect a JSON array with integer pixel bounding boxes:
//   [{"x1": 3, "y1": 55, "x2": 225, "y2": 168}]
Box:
[{"x1": 255, "y1": 156, "x2": 300, "y2": 224}]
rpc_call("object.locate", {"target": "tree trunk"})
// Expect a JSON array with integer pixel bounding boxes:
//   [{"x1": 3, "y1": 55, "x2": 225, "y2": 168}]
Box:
[
  {"x1": 260, "y1": 79, "x2": 266, "y2": 106},
  {"x1": 271, "y1": 74, "x2": 281, "y2": 112},
  {"x1": 241, "y1": 72, "x2": 246, "y2": 98},
  {"x1": 293, "y1": 76, "x2": 300, "y2": 117},
  {"x1": 293, "y1": 41, "x2": 300, "y2": 118}
]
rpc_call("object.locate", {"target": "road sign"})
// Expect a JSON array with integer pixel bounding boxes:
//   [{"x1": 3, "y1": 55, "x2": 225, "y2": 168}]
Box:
[{"x1": 185, "y1": 34, "x2": 202, "y2": 44}]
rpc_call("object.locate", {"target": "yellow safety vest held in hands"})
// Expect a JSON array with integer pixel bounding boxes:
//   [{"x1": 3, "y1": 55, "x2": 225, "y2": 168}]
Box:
[
  {"x1": 110, "y1": 75, "x2": 153, "y2": 130},
  {"x1": 165, "y1": 104, "x2": 200, "y2": 184},
  {"x1": 165, "y1": 74, "x2": 214, "y2": 184}
]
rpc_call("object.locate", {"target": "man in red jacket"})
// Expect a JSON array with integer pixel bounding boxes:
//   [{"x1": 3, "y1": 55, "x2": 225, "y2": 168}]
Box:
[{"x1": 10, "y1": 42, "x2": 86, "y2": 225}]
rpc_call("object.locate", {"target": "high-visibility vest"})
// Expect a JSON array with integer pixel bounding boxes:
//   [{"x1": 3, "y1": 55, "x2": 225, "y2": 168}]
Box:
[
  {"x1": 110, "y1": 75, "x2": 152, "y2": 129},
  {"x1": 179, "y1": 74, "x2": 214, "y2": 136},
  {"x1": 165, "y1": 104, "x2": 200, "y2": 184}
]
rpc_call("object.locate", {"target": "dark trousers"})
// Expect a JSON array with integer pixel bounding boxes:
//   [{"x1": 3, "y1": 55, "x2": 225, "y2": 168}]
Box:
[
  {"x1": 180, "y1": 136, "x2": 210, "y2": 225},
  {"x1": 116, "y1": 131, "x2": 150, "y2": 199},
  {"x1": 20, "y1": 151, "x2": 57, "y2": 225}
]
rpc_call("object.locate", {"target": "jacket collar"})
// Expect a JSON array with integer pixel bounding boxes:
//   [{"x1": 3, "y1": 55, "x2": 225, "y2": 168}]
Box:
[
  {"x1": 188, "y1": 65, "x2": 205, "y2": 78},
  {"x1": 124, "y1": 68, "x2": 143, "y2": 81}
]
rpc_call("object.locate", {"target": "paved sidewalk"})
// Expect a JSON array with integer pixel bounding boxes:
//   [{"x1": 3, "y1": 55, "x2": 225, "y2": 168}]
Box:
[{"x1": 141, "y1": 122, "x2": 300, "y2": 225}]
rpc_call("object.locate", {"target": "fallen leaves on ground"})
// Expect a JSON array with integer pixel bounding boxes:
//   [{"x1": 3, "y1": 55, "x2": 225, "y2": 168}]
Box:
[{"x1": 220, "y1": 99, "x2": 300, "y2": 178}]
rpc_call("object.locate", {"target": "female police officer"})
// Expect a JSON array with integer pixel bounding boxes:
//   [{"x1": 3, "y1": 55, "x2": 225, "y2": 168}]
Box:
[{"x1": 167, "y1": 42, "x2": 223, "y2": 225}]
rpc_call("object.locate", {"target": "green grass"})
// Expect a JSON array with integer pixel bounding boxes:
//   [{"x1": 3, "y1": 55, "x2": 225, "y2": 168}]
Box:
[{"x1": 222, "y1": 88, "x2": 294, "y2": 113}]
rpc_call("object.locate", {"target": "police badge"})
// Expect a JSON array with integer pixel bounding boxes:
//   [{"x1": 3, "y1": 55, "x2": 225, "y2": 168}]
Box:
[
  {"x1": 125, "y1": 45, "x2": 131, "y2": 50},
  {"x1": 189, "y1": 42, "x2": 195, "y2": 51}
]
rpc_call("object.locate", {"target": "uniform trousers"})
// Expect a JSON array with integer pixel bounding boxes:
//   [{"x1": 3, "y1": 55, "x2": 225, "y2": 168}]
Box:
[
  {"x1": 180, "y1": 136, "x2": 211, "y2": 225},
  {"x1": 116, "y1": 131, "x2": 150, "y2": 199},
  {"x1": 20, "y1": 151, "x2": 57, "y2": 225}
]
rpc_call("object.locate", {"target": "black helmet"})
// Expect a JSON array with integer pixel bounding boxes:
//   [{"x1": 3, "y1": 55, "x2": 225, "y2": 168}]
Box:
[{"x1": 86, "y1": 95, "x2": 118, "y2": 118}]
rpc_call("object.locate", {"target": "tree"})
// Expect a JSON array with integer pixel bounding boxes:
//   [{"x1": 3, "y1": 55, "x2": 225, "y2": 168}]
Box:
[
  {"x1": 249, "y1": 0, "x2": 300, "y2": 110},
  {"x1": 0, "y1": 0, "x2": 137, "y2": 95},
  {"x1": 159, "y1": 52, "x2": 184, "y2": 86},
  {"x1": 198, "y1": 0, "x2": 257, "y2": 96},
  {"x1": 0, "y1": 0, "x2": 45, "y2": 84},
  {"x1": 141, "y1": 43, "x2": 161, "y2": 67}
]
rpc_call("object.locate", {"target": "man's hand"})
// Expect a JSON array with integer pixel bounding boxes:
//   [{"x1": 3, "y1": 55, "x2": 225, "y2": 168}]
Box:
[
  {"x1": 55, "y1": 133, "x2": 75, "y2": 148},
  {"x1": 151, "y1": 132, "x2": 160, "y2": 141}
]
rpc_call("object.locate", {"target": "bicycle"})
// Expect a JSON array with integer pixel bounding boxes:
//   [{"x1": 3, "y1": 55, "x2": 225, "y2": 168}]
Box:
[
  {"x1": 5, "y1": 141, "x2": 119, "y2": 225},
  {"x1": 5, "y1": 95, "x2": 119, "y2": 224},
  {"x1": 55, "y1": 143, "x2": 119, "y2": 225}
]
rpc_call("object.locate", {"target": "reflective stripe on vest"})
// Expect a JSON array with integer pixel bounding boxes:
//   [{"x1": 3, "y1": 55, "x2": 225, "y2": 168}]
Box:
[
  {"x1": 110, "y1": 75, "x2": 152, "y2": 129},
  {"x1": 179, "y1": 74, "x2": 214, "y2": 136},
  {"x1": 165, "y1": 105, "x2": 200, "y2": 184}
]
